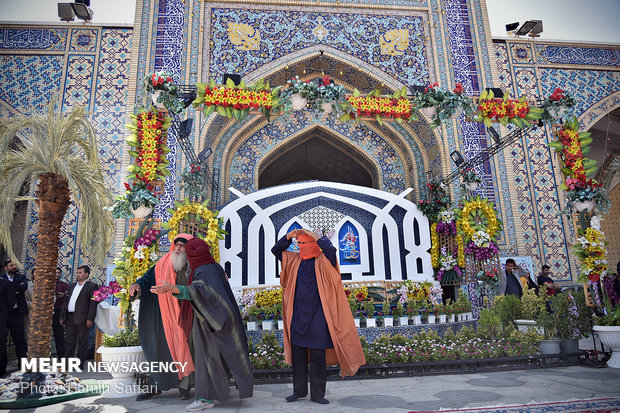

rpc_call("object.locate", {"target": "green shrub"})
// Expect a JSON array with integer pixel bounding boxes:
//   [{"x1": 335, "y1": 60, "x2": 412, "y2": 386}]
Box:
[
  {"x1": 102, "y1": 329, "x2": 140, "y2": 347},
  {"x1": 477, "y1": 308, "x2": 502, "y2": 338},
  {"x1": 494, "y1": 294, "x2": 522, "y2": 326}
]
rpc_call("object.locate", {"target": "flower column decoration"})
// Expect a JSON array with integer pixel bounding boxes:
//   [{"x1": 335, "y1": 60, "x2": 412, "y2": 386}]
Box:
[{"x1": 126, "y1": 110, "x2": 171, "y2": 184}]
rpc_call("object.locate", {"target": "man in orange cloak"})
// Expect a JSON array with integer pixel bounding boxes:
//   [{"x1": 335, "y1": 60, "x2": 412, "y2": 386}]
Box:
[{"x1": 272, "y1": 228, "x2": 365, "y2": 405}]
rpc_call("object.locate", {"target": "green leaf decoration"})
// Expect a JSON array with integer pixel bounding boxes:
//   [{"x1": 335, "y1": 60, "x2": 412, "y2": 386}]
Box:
[
  {"x1": 583, "y1": 158, "x2": 597, "y2": 168},
  {"x1": 548, "y1": 141, "x2": 563, "y2": 149},
  {"x1": 582, "y1": 146, "x2": 592, "y2": 155},
  {"x1": 226, "y1": 77, "x2": 236, "y2": 89},
  {"x1": 208, "y1": 79, "x2": 216, "y2": 89},
  {"x1": 376, "y1": 114, "x2": 383, "y2": 126},
  {"x1": 352, "y1": 89, "x2": 361, "y2": 97},
  {"x1": 203, "y1": 105, "x2": 215, "y2": 118},
  {"x1": 216, "y1": 106, "x2": 226, "y2": 116},
  {"x1": 585, "y1": 167, "x2": 598, "y2": 177},
  {"x1": 560, "y1": 167, "x2": 573, "y2": 176},
  {"x1": 479, "y1": 89, "x2": 488, "y2": 100},
  {"x1": 579, "y1": 137, "x2": 593, "y2": 147},
  {"x1": 483, "y1": 117, "x2": 493, "y2": 127}
]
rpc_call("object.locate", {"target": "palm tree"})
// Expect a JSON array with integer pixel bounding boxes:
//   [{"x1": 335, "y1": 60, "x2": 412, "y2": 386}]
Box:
[{"x1": 0, "y1": 100, "x2": 113, "y2": 359}]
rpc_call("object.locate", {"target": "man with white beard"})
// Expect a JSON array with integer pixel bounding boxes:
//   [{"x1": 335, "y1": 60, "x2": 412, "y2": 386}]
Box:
[{"x1": 128, "y1": 234, "x2": 196, "y2": 401}]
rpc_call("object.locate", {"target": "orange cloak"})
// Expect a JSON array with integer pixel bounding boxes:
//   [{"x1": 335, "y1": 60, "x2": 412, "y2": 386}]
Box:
[{"x1": 280, "y1": 250, "x2": 366, "y2": 377}]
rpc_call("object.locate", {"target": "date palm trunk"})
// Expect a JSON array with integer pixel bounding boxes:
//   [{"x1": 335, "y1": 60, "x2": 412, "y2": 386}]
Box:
[{"x1": 28, "y1": 173, "x2": 71, "y2": 359}]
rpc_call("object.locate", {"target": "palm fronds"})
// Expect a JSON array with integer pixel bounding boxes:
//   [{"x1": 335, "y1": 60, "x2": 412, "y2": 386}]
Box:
[{"x1": 0, "y1": 99, "x2": 113, "y2": 266}]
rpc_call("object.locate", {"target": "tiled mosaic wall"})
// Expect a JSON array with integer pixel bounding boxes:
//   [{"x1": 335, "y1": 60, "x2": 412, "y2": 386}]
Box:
[
  {"x1": 493, "y1": 40, "x2": 619, "y2": 280},
  {"x1": 0, "y1": 25, "x2": 132, "y2": 284}
]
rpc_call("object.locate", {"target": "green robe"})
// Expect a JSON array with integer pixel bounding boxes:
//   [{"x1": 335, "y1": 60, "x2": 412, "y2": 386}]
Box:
[{"x1": 175, "y1": 263, "x2": 253, "y2": 402}]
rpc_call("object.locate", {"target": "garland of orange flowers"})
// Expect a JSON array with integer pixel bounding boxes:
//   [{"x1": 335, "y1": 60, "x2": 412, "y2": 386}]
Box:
[
  {"x1": 347, "y1": 95, "x2": 412, "y2": 120},
  {"x1": 126, "y1": 110, "x2": 171, "y2": 183}
]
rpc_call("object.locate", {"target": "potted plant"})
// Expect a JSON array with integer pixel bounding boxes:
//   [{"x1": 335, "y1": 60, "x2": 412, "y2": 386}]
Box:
[
  {"x1": 109, "y1": 181, "x2": 159, "y2": 219},
  {"x1": 144, "y1": 71, "x2": 184, "y2": 113},
  {"x1": 316, "y1": 75, "x2": 346, "y2": 114},
  {"x1": 274, "y1": 303, "x2": 284, "y2": 330},
  {"x1": 407, "y1": 299, "x2": 421, "y2": 325},
  {"x1": 392, "y1": 300, "x2": 406, "y2": 326},
  {"x1": 348, "y1": 296, "x2": 361, "y2": 328},
  {"x1": 412, "y1": 82, "x2": 474, "y2": 128},
  {"x1": 381, "y1": 300, "x2": 393, "y2": 327},
  {"x1": 536, "y1": 293, "x2": 561, "y2": 355},
  {"x1": 555, "y1": 290, "x2": 593, "y2": 362},
  {"x1": 363, "y1": 300, "x2": 376, "y2": 328},
  {"x1": 97, "y1": 328, "x2": 144, "y2": 398},
  {"x1": 444, "y1": 299, "x2": 455, "y2": 323},
  {"x1": 515, "y1": 286, "x2": 545, "y2": 334},
  {"x1": 245, "y1": 305, "x2": 261, "y2": 331},
  {"x1": 460, "y1": 168, "x2": 483, "y2": 191},
  {"x1": 563, "y1": 178, "x2": 610, "y2": 214},
  {"x1": 181, "y1": 164, "x2": 209, "y2": 202},
  {"x1": 262, "y1": 305, "x2": 275, "y2": 331},
  {"x1": 417, "y1": 180, "x2": 451, "y2": 223},
  {"x1": 279, "y1": 76, "x2": 319, "y2": 111},
  {"x1": 540, "y1": 87, "x2": 576, "y2": 123},
  {"x1": 591, "y1": 274, "x2": 620, "y2": 368},
  {"x1": 436, "y1": 303, "x2": 447, "y2": 323}
]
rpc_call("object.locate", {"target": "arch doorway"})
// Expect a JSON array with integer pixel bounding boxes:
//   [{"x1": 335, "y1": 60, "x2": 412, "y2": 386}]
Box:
[{"x1": 258, "y1": 133, "x2": 376, "y2": 189}]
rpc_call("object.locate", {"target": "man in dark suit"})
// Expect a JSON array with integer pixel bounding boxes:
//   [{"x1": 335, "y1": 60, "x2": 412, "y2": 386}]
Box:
[
  {"x1": 0, "y1": 274, "x2": 17, "y2": 377},
  {"x1": 2, "y1": 260, "x2": 28, "y2": 372},
  {"x1": 61, "y1": 265, "x2": 98, "y2": 366}
]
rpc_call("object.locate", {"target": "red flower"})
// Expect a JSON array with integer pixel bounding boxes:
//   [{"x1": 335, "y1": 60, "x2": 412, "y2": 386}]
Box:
[
  {"x1": 322, "y1": 75, "x2": 330, "y2": 86},
  {"x1": 424, "y1": 82, "x2": 439, "y2": 93},
  {"x1": 124, "y1": 182, "x2": 131, "y2": 191},
  {"x1": 453, "y1": 83, "x2": 464, "y2": 94},
  {"x1": 196, "y1": 166, "x2": 202, "y2": 172}
]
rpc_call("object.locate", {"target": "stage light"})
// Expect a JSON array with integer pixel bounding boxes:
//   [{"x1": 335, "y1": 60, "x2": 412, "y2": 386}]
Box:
[
  {"x1": 450, "y1": 150, "x2": 465, "y2": 167},
  {"x1": 516, "y1": 20, "x2": 542, "y2": 37},
  {"x1": 487, "y1": 127, "x2": 501, "y2": 146},
  {"x1": 505, "y1": 22, "x2": 519, "y2": 32},
  {"x1": 58, "y1": 3, "x2": 75, "y2": 21},
  {"x1": 198, "y1": 147, "x2": 212, "y2": 163},
  {"x1": 71, "y1": 2, "x2": 93, "y2": 21}
]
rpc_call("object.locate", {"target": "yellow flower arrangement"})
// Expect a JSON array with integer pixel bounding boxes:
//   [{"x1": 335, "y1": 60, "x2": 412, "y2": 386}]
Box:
[
  {"x1": 459, "y1": 197, "x2": 500, "y2": 240},
  {"x1": 256, "y1": 287, "x2": 283, "y2": 309},
  {"x1": 574, "y1": 226, "x2": 608, "y2": 283},
  {"x1": 430, "y1": 223, "x2": 439, "y2": 268},
  {"x1": 163, "y1": 199, "x2": 227, "y2": 262}
]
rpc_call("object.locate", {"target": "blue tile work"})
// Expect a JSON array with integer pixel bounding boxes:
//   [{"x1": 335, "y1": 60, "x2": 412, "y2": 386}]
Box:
[
  {"x1": 206, "y1": 8, "x2": 430, "y2": 87},
  {"x1": 0, "y1": 28, "x2": 67, "y2": 50},
  {"x1": 228, "y1": 110, "x2": 407, "y2": 194},
  {"x1": 534, "y1": 44, "x2": 620, "y2": 67},
  {"x1": 0, "y1": 26, "x2": 132, "y2": 284},
  {"x1": 152, "y1": 0, "x2": 188, "y2": 223},
  {"x1": 0, "y1": 55, "x2": 64, "y2": 113},
  {"x1": 69, "y1": 28, "x2": 98, "y2": 52},
  {"x1": 493, "y1": 40, "x2": 620, "y2": 279},
  {"x1": 63, "y1": 55, "x2": 96, "y2": 109}
]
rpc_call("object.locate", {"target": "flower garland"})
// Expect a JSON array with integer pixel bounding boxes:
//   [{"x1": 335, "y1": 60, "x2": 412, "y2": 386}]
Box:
[
  {"x1": 163, "y1": 199, "x2": 227, "y2": 262},
  {"x1": 194, "y1": 78, "x2": 276, "y2": 122},
  {"x1": 111, "y1": 227, "x2": 162, "y2": 320},
  {"x1": 430, "y1": 223, "x2": 439, "y2": 268},
  {"x1": 473, "y1": 89, "x2": 542, "y2": 128},
  {"x1": 436, "y1": 246, "x2": 462, "y2": 284},
  {"x1": 574, "y1": 226, "x2": 608, "y2": 283},
  {"x1": 346, "y1": 95, "x2": 412, "y2": 121},
  {"x1": 92, "y1": 281, "x2": 121, "y2": 302},
  {"x1": 126, "y1": 110, "x2": 171, "y2": 184}
]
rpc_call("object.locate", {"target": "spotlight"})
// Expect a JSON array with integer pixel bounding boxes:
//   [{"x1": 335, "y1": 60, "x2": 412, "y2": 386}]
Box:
[
  {"x1": 505, "y1": 22, "x2": 519, "y2": 33},
  {"x1": 58, "y1": 3, "x2": 75, "y2": 21},
  {"x1": 198, "y1": 147, "x2": 212, "y2": 163},
  {"x1": 515, "y1": 20, "x2": 542, "y2": 37},
  {"x1": 178, "y1": 118, "x2": 193, "y2": 139},
  {"x1": 450, "y1": 150, "x2": 465, "y2": 167},
  {"x1": 487, "y1": 126, "x2": 501, "y2": 146},
  {"x1": 483, "y1": 87, "x2": 504, "y2": 99},
  {"x1": 71, "y1": 2, "x2": 94, "y2": 21}
]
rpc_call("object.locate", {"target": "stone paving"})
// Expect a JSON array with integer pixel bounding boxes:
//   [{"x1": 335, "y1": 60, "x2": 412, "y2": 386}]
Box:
[{"x1": 8, "y1": 365, "x2": 620, "y2": 412}]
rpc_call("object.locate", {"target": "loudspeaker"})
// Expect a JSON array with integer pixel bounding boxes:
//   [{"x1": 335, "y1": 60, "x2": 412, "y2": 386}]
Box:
[
  {"x1": 222, "y1": 73, "x2": 241, "y2": 86},
  {"x1": 58, "y1": 3, "x2": 75, "y2": 21}
]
